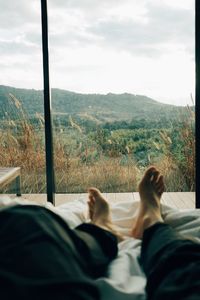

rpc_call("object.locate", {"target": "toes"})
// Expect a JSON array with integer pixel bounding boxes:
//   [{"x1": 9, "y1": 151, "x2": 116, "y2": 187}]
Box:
[
  {"x1": 157, "y1": 186, "x2": 164, "y2": 196},
  {"x1": 143, "y1": 166, "x2": 157, "y2": 180},
  {"x1": 155, "y1": 175, "x2": 164, "y2": 187},
  {"x1": 88, "y1": 194, "x2": 95, "y2": 203},
  {"x1": 158, "y1": 175, "x2": 164, "y2": 185},
  {"x1": 87, "y1": 200, "x2": 94, "y2": 210},
  {"x1": 147, "y1": 168, "x2": 160, "y2": 184},
  {"x1": 87, "y1": 200, "x2": 94, "y2": 219},
  {"x1": 88, "y1": 187, "x2": 108, "y2": 205},
  {"x1": 87, "y1": 197, "x2": 95, "y2": 210},
  {"x1": 159, "y1": 186, "x2": 165, "y2": 193},
  {"x1": 156, "y1": 184, "x2": 164, "y2": 193},
  {"x1": 88, "y1": 187, "x2": 101, "y2": 203},
  {"x1": 88, "y1": 187, "x2": 102, "y2": 197},
  {"x1": 151, "y1": 171, "x2": 160, "y2": 183},
  {"x1": 143, "y1": 167, "x2": 164, "y2": 194},
  {"x1": 155, "y1": 175, "x2": 165, "y2": 194}
]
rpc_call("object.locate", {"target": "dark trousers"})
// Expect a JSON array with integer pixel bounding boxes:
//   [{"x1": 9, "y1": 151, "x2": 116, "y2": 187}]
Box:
[
  {"x1": 141, "y1": 223, "x2": 200, "y2": 300},
  {"x1": 0, "y1": 205, "x2": 118, "y2": 300},
  {"x1": 1, "y1": 206, "x2": 200, "y2": 300}
]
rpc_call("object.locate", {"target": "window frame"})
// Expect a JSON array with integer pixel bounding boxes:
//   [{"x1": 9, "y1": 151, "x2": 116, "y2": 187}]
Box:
[
  {"x1": 40, "y1": 0, "x2": 199, "y2": 207},
  {"x1": 195, "y1": 0, "x2": 199, "y2": 208}
]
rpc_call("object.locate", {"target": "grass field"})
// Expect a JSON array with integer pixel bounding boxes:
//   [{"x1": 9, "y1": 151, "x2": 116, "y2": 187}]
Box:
[{"x1": 0, "y1": 95, "x2": 195, "y2": 193}]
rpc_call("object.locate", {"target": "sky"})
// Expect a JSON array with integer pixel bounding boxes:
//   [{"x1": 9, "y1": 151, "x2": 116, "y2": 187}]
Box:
[{"x1": 0, "y1": 0, "x2": 195, "y2": 106}]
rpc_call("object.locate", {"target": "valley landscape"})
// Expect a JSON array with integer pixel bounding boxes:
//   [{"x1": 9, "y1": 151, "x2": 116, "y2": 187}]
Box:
[{"x1": 0, "y1": 85, "x2": 195, "y2": 193}]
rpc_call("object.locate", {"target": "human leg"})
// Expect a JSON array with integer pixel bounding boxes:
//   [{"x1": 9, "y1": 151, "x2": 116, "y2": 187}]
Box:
[
  {"x1": 141, "y1": 222, "x2": 200, "y2": 300},
  {"x1": 0, "y1": 192, "x2": 120, "y2": 298},
  {"x1": 0, "y1": 205, "x2": 101, "y2": 300},
  {"x1": 74, "y1": 187, "x2": 124, "y2": 277},
  {"x1": 132, "y1": 166, "x2": 200, "y2": 300},
  {"x1": 131, "y1": 166, "x2": 164, "y2": 239},
  {"x1": 87, "y1": 187, "x2": 124, "y2": 242}
]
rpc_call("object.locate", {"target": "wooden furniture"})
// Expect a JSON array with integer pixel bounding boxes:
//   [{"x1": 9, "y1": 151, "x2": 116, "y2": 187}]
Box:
[{"x1": 0, "y1": 167, "x2": 21, "y2": 196}]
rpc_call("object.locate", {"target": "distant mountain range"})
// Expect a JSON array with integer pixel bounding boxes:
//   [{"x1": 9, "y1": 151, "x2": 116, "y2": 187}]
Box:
[{"x1": 0, "y1": 85, "x2": 190, "y2": 123}]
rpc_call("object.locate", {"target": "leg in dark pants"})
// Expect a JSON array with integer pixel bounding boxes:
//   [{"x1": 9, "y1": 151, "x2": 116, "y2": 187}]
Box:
[
  {"x1": 0, "y1": 205, "x2": 118, "y2": 300},
  {"x1": 141, "y1": 222, "x2": 200, "y2": 300},
  {"x1": 75, "y1": 222, "x2": 118, "y2": 278},
  {"x1": 131, "y1": 166, "x2": 200, "y2": 300}
]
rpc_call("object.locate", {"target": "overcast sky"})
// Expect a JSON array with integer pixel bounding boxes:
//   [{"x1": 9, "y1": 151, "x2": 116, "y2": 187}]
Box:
[{"x1": 0, "y1": 0, "x2": 195, "y2": 106}]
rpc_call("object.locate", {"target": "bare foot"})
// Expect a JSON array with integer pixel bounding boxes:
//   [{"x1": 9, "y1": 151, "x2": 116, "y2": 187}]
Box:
[
  {"x1": 88, "y1": 187, "x2": 111, "y2": 225},
  {"x1": 88, "y1": 187, "x2": 124, "y2": 242},
  {"x1": 131, "y1": 166, "x2": 164, "y2": 239}
]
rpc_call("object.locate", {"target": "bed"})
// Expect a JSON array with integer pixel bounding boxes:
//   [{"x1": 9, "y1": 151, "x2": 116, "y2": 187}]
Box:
[{"x1": 0, "y1": 195, "x2": 199, "y2": 300}]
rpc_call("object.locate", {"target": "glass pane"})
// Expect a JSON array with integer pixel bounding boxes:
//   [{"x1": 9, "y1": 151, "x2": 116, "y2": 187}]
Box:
[
  {"x1": 48, "y1": 0, "x2": 195, "y2": 193},
  {"x1": 0, "y1": 0, "x2": 45, "y2": 194}
]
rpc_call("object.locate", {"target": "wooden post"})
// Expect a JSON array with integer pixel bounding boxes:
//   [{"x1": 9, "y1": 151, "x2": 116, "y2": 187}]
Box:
[{"x1": 15, "y1": 175, "x2": 21, "y2": 197}]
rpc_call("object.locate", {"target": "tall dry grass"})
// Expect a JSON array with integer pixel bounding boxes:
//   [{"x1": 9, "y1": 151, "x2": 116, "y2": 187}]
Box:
[
  {"x1": 0, "y1": 94, "x2": 46, "y2": 193},
  {"x1": 151, "y1": 106, "x2": 195, "y2": 192},
  {"x1": 0, "y1": 94, "x2": 195, "y2": 193},
  {"x1": 55, "y1": 157, "x2": 139, "y2": 193}
]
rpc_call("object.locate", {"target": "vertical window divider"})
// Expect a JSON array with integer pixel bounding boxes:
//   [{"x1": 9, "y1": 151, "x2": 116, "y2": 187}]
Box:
[
  {"x1": 195, "y1": 0, "x2": 200, "y2": 208},
  {"x1": 41, "y1": 0, "x2": 55, "y2": 205}
]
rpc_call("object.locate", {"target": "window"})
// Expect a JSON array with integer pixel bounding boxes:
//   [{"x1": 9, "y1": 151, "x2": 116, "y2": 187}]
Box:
[
  {"x1": 48, "y1": 1, "x2": 195, "y2": 194},
  {"x1": 0, "y1": 0, "x2": 46, "y2": 194},
  {"x1": 0, "y1": 0, "x2": 197, "y2": 207}
]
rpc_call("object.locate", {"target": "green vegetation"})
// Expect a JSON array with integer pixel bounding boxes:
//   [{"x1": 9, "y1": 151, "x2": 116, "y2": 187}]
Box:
[{"x1": 0, "y1": 86, "x2": 195, "y2": 193}]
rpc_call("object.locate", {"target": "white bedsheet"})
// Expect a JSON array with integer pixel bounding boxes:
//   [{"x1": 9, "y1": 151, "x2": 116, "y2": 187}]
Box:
[{"x1": 0, "y1": 196, "x2": 199, "y2": 300}]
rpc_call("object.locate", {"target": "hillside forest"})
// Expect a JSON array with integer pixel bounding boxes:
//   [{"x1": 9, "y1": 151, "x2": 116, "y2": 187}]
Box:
[{"x1": 0, "y1": 85, "x2": 195, "y2": 193}]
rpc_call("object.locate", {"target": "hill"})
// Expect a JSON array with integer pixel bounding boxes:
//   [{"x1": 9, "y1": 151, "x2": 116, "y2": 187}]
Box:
[{"x1": 0, "y1": 85, "x2": 189, "y2": 123}]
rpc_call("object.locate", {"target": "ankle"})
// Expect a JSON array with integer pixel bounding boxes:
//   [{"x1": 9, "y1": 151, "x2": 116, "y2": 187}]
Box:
[{"x1": 142, "y1": 213, "x2": 163, "y2": 230}]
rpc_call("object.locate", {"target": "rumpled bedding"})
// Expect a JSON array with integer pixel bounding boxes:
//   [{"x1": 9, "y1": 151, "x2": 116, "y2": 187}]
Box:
[{"x1": 0, "y1": 196, "x2": 199, "y2": 300}]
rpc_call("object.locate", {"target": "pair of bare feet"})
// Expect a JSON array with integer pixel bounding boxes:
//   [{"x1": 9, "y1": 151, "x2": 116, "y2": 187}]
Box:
[{"x1": 88, "y1": 166, "x2": 165, "y2": 240}]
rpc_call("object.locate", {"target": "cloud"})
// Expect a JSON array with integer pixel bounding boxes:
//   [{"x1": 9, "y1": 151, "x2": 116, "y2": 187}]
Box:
[
  {"x1": 86, "y1": 2, "x2": 194, "y2": 57},
  {"x1": 0, "y1": 38, "x2": 40, "y2": 56},
  {"x1": 0, "y1": 0, "x2": 41, "y2": 57},
  {"x1": 25, "y1": 0, "x2": 192, "y2": 64},
  {"x1": 0, "y1": 0, "x2": 194, "y2": 57},
  {"x1": 48, "y1": 0, "x2": 123, "y2": 14},
  {"x1": 0, "y1": 0, "x2": 194, "y2": 105},
  {"x1": 0, "y1": 0, "x2": 39, "y2": 30}
]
